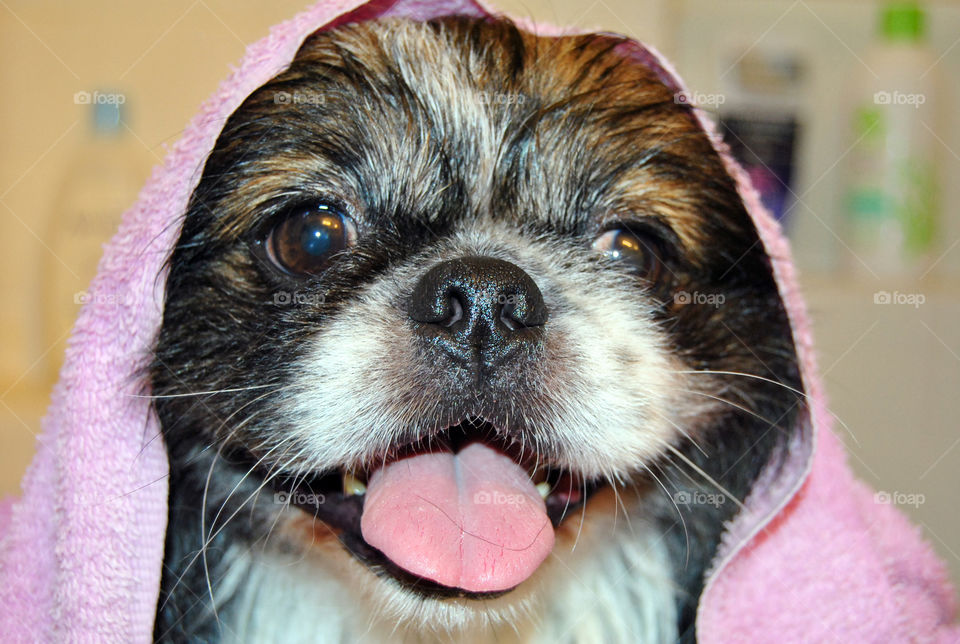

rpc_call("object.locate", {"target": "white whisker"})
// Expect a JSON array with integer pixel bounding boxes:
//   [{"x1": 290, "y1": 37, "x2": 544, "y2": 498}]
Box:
[
  {"x1": 654, "y1": 438, "x2": 744, "y2": 509},
  {"x1": 679, "y1": 388, "x2": 778, "y2": 426},
  {"x1": 129, "y1": 383, "x2": 281, "y2": 399},
  {"x1": 676, "y1": 369, "x2": 805, "y2": 399}
]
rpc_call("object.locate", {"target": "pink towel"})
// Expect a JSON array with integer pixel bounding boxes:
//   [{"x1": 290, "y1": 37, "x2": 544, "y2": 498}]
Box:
[{"x1": 0, "y1": 1, "x2": 956, "y2": 641}]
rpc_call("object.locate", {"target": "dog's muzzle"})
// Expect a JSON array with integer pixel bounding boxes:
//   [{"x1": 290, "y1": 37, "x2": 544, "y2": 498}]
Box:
[{"x1": 263, "y1": 256, "x2": 599, "y2": 598}]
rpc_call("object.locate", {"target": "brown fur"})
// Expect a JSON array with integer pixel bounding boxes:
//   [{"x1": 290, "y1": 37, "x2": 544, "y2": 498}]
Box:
[{"x1": 210, "y1": 19, "x2": 734, "y2": 261}]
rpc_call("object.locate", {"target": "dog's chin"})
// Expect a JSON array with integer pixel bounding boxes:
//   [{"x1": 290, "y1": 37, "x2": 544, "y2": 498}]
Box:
[{"x1": 257, "y1": 418, "x2": 603, "y2": 604}]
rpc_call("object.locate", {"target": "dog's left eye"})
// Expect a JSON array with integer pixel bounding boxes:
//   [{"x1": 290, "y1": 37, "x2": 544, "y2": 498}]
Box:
[
  {"x1": 265, "y1": 205, "x2": 357, "y2": 275},
  {"x1": 593, "y1": 228, "x2": 664, "y2": 282}
]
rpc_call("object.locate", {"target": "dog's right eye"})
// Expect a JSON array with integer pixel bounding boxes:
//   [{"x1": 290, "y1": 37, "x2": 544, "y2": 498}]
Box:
[
  {"x1": 265, "y1": 204, "x2": 357, "y2": 275},
  {"x1": 593, "y1": 227, "x2": 665, "y2": 284}
]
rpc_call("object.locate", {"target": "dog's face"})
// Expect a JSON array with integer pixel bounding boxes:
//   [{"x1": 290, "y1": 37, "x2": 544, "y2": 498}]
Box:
[{"x1": 153, "y1": 16, "x2": 804, "y2": 641}]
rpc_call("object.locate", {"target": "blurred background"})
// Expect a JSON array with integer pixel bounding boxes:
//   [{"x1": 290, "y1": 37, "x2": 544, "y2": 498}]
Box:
[{"x1": 1, "y1": 0, "x2": 958, "y2": 583}]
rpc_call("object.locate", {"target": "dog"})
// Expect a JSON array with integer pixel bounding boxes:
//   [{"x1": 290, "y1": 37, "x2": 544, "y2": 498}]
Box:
[{"x1": 151, "y1": 15, "x2": 805, "y2": 643}]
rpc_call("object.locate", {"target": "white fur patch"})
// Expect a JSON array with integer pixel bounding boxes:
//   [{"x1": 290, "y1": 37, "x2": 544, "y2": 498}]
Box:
[{"x1": 222, "y1": 500, "x2": 676, "y2": 643}]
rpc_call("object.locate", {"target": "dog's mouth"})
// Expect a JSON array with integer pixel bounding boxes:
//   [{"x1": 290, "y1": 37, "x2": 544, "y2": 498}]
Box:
[{"x1": 260, "y1": 418, "x2": 600, "y2": 599}]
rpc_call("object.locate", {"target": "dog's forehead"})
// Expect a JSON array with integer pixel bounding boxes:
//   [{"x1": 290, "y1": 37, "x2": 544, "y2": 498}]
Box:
[
  {"x1": 311, "y1": 19, "x2": 693, "y2": 227},
  {"x1": 204, "y1": 18, "x2": 734, "y2": 255}
]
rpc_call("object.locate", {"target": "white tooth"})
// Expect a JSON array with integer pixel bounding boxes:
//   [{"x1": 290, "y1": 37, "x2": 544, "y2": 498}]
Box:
[
  {"x1": 343, "y1": 472, "x2": 366, "y2": 496},
  {"x1": 536, "y1": 482, "x2": 550, "y2": 499}
]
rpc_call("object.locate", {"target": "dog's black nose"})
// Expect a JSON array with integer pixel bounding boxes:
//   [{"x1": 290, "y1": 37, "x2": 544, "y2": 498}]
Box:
[{"x1": 408, "y1": 256, "x2": 547, "y2": 367}]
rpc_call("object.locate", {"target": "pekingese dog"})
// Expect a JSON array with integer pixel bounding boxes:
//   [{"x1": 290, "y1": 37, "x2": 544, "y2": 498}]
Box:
[{"x1": 151, "y1": 16, "x2": 805, "y2": 643}]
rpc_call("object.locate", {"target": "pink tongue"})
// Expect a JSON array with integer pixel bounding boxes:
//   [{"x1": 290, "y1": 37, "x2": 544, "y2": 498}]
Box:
[{"x1": 360, "y1": 442, "x2": 554, "y2": 593}]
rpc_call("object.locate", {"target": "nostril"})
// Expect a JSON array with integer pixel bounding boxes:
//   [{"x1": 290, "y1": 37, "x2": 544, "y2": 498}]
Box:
[
  {"x1": 442, "y1": 295, "x2": 464, "y2": 328},
  {"x1": 499, "y1": 301, "x2": 524, "y2": 331}
]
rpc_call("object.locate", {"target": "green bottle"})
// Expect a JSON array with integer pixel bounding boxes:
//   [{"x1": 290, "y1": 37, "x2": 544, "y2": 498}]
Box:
[{"x1": 844, "y1": 2, "x2": 939, "y2": 277}]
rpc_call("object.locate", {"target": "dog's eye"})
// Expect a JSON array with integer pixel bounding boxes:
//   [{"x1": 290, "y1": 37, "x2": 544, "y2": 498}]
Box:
[
  {"x1": 593, "y1": 228, "x2": 664, "y2": 282},
  {"x1": 266, "y1": 205, "x2": 357, "y2": 275}
]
